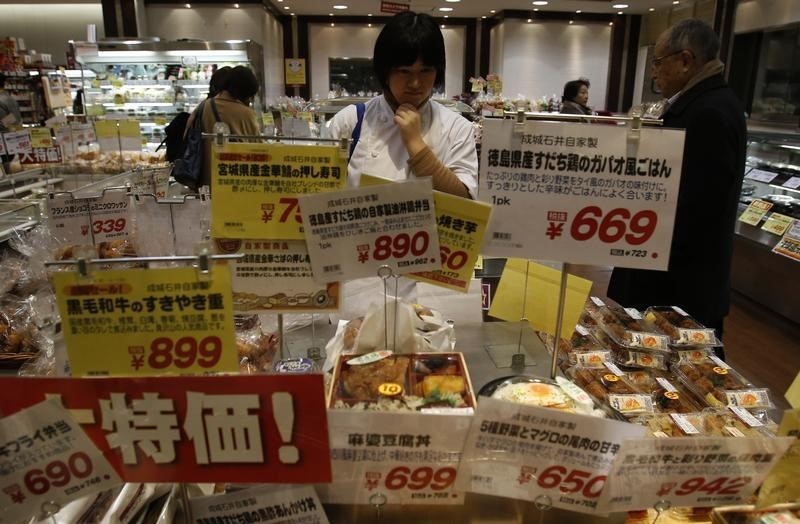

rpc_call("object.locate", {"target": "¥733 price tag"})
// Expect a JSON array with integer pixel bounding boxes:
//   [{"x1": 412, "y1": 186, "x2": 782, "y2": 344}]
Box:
[
  {"x1": 52, "y1": 266, "x2": 238, "y2": 377},
  {"x1": 0, "y1": 399, "x2": 121, "y2": 524}
]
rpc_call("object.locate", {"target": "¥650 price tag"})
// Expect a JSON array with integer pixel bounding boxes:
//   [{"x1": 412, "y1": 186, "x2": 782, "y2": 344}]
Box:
[
  {"x1": 53, "y1": 266, "x2": 238, "y2": 376},
  {"x1": 0, "y1": 399, "x2": 121, "y2": 524}
]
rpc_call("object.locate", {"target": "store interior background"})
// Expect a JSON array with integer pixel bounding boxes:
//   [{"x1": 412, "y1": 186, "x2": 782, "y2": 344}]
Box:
[{"x1": 0, "y1": 0, "x2": 798, "y2": 406}]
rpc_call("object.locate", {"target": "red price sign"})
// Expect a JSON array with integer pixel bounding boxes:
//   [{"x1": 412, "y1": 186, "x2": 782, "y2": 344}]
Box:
[
  {"x1": 660, "y1": 476, "x2": 751, "y2": 497},
  {"x1": 384, "y1": 466, "x2": 457, "y2": 491},
  {"x1": 536, "y1": 465, "x2": 606, "y2": 499},
  {"x1": 371, "y1": 231, "x2": 430, "y2": 261},
  {"x1": 24, "y1": 452, "x2": 94, "y2": 495},
  {"x1": 568, "y1": 206, "x2": 657, "y2": 245},
  {"x1": 262, "y1": 197, "x2": 302, "y2": 225},
  {"x1": 130, "y1": 335, "x2": 223, "y2": 371}
]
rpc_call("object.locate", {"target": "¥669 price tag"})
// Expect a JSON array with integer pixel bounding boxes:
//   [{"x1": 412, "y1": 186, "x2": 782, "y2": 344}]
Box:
[
  {"x1": 0, "y1": 400, "x2": 121, "y2": 524},
  {"x1": 53, "y1": 266, "x2": 238, "y2": 377}
]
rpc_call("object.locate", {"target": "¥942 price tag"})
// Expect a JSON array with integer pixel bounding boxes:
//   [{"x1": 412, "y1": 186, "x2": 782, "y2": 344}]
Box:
[
  {"x1": 0, "y1": 399, "x2": 121, "y2": 524},
  {"x1": 301, "y1": 178, "x2": 441, "y2": 282},
  {"x1": 52, "y1": 266, "x2": 238, "y2": 377},
  {"x1": 597, "y1": 436, "x2": 794, "y2": 513}
]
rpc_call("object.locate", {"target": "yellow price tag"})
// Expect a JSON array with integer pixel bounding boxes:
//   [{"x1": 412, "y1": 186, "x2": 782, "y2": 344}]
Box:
[
  {"x1": 110, "y1": 78, "x2": 124, "y2": 88},
  {"x1": 738, "y1": 199, "x2": 773, "y2": 226},
  {"x1": 53, "y1": 266, "x2": 238, "y2": 376},
  {"x1": 211, "y1": 142, "x2": 348, "y2": 239},
  {"x1": 761, "y1": 212, "x2": 794, "y2": 236},
  {"x1": 91, "y1": 79, "x2": 101, "y2": 88},
  {"x1": 94, "y1": 120, "x2": 117, "y2": 139},
  {"x1": 262, "y1": 113, "x2": 274, "y2": 126},
  {"x1": 29, "y1": 127, "x2": 53, "y2": 148},
  {"x1": 118, "y1": 120, "x2": 141, "y2": 137},
  {"x1": 155, "y1": 117, "x2": 168, "y2": 126}
]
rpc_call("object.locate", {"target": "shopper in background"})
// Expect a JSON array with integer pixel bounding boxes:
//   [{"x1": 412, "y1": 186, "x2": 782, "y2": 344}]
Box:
[
  {"x1": 607, "y1": 19, "x2": 746, "y2": 359},
  {"x1": 560, "y1": 78, "x2": 593, "y2": 115},
  {"x1": 327, "y1": 11, "x2": 478, "y2": 199},
  {"x1": 186, "y1": 65, "x2": 260, "y2": 187},
  {"x1": 0, "y1": 77, "x2": 22, "y2": 172},
  {"x1": 207, "y1": 65, "x2": 233, "y2": 98}
]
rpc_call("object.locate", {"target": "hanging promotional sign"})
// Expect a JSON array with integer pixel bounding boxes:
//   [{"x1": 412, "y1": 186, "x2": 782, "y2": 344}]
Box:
[
  {"x1": 0, "y1": 399, "x2": 122, "y2": 524},
  {"x1": 480, "y1": 119, "x2": 685, "y2": 270},
  {"x1": 457, "y1": 396, "x2": 646, "y2": 515},
  {"x1": 211, "y1": 142, "x2": 347, "y2": 239},
  {"x1": 215, "y1": 238, "x2": 340, "y2": 313},
  {"x1": 0, "y1": 376, "x2": 332, "y2": 484},
  {"x1": 317, "y1": 410, "x2": 471, "y2": 505},
  {"x1": 300, "y1": 178, "x2": 441, "y2": 282},
  {"x1": 47, "y1": 188, "x2": 130, "y2": 247},
  {"x1": 52, "y1": 266, "x2": 238, "y2": 376}
]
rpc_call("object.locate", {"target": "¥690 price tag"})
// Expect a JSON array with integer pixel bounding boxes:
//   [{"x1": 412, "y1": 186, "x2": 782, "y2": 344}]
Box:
[
  {"x1": 0, "y1": 400, "x2": 121, "y2": 524},
  {"x1": 53, "y1": 266, "x2": 238, "y2": 377}
]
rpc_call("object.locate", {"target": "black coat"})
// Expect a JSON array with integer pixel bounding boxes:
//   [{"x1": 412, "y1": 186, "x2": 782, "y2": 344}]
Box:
[{"x1": 607, "y1": 74, "x2": 746, "y2": 324}]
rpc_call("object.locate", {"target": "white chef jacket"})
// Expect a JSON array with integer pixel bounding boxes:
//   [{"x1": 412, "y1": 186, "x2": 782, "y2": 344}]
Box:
[
  {"x1": 324, "y1": 95, "x2": 479, "y2": 322},
  {"x1": 326, "y1": 95, "x2": 478, "y2": 197}
]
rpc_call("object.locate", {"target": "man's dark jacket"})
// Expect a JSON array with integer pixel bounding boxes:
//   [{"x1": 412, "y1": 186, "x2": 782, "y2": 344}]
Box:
[{"x1": 607, "y1": 74, "x2": 746, "y2": 324}]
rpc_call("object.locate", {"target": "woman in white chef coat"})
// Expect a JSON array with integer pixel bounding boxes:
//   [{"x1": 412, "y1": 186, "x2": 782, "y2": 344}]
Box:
[
  {"x1": 327, "y1": 11, "x2": 478, "y2": 198},
  {"x1": 325, "y1": 11, "x2": 479, "y2": 318}
]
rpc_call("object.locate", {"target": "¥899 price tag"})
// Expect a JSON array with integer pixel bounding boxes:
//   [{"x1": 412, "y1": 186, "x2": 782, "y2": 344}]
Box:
[
  {"x1": 0, "y1": 400, "x2": 121, "y2": 524},
  {"x1": 53, "y1": 266, "x2": 238, "y2": 377}
]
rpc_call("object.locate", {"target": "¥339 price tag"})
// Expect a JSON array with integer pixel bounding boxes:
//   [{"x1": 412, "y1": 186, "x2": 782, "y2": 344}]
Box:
[
  {"x1": 211, "y1": 142, "x2": 347, "y2": 239},
  {"x1": 52, "y1": 266, "x2": 238, "y2": 376},
  {"x1": 597, "y1": 436, "x2": 794, "y2": 513},
  {"x1": 0, "y1": 399, "x2": 121, "y2": 524}
]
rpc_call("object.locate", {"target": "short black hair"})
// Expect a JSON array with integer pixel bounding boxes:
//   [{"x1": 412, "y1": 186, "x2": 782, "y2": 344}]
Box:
[
  {"x1": 209, "y1": 66, "x2": 233, "y2": 98},
  {"x1": 562, "y1": 79, "x2": 590, "y2": 101},
  {"x1": 373, "y1": 12, "x2": 446, "y2": 91},
  {"x1": 223, "y1": 66, "x2": 259, "y2": 103},
  {"x1": 665, "y1": 19, "x2": 720, "y2": 63}
]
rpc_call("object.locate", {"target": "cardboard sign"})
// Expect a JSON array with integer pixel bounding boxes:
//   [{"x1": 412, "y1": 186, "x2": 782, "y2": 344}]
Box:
[
  {"x1": 480, "y1": 119, "x2": 685, "y2": 270},
  {"x1": 0, "y1": 399, "x2": 122, "y2": 524},
  {"x1": 0, "y1": 376, "x2": 332, "y2": 484},
  {"x1": 53, "y1": 266, "x2": 238, "y2": 377}
]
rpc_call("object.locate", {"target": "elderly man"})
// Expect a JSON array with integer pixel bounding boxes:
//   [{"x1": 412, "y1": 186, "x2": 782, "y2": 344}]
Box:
[{"x1": 608, "y1": 19, "x2": 746, "y2": 358}]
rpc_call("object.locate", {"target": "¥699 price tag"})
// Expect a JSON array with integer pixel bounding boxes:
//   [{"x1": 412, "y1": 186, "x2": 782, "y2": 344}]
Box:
[
  {"x1": 53, "y1": 266, "x2": 238, "y2": 377},
  {"x1": 0, "y1": 399, "x2": 121, "y2": 524}
]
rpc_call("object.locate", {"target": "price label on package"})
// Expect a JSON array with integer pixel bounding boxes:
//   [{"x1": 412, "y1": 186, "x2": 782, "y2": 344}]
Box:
[
  {"x1": 52, "y1": 266, "x2": 238, "y2": 376},
  {"x1": 2, "y1": 130, "x2": 32, "y2": 155},
  {"x1": 316, "y1": 410, "x2": 471, "y2": 505},
  {"x1": 479, "y1": 119, "x2": 685, "y2": 270},
  {"x1": 211, "y1": 142, "x2": 347, "y2": 239},
  {"x1": 191, "y1": 485, "x2": 329, "y2": 524},
  {"x1": 597, "y1": 436, "x2": 794, "y2": 513},
  {"x1": 47, "y1": 193, "x2": 92, "y2": 245},
  {"x1": 301, "y1": 178, "x2": 441, "y2": 282},
  {"x1": 0, "y1": 399, "x2": 121, "y2": 524},
  {"x1": 457, "y1": 396, "x2": 646, "y2": 515}
]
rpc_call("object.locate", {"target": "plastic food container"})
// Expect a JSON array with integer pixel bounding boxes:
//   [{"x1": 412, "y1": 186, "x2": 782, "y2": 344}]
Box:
[
  {"x1": 594, "y1": 329, "x2": 669, "y2": 371},
  {"x1": 629, "y1": 413, "x2": 705, "y2": 437},
  {"x1": 565, "y1": 364, "x2": 653, "y2": 417},
  {"x1": 624, "y1": 369, "x2": 705, "y2": 414},
  {"x1": 644, "y1": 306, "x2": 722, "y2": 346},
  {"x1": 591, "y1": 304, "x2": 671, "y2": 352},
  {"x1": 673, "y1": 354, "x2": 774, "y2": 410},
  {"x1": 479, "y1": 375, "x2": 604, "y2": 417}
]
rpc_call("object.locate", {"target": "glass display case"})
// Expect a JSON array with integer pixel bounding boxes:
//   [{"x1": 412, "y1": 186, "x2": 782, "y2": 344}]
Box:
[{"x1": 70, "y1": 39, "x2": 264, "y2": 149}]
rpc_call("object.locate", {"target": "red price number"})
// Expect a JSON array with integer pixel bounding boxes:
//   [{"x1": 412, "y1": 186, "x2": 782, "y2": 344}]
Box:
[
  {"x1": 373, "y1": 231, "x2": 430, "y2": 261},
  {"x1": 24, "y1": 452, "x2": 93, "y2": 495},
  {"x1": 384, "y1": 466, "x2": 456, "y2": 491},
  {"x1": 439, "y1": 246, "x2": 469, "y2": 271},
  {"x1": 91, "y1": 218, "x2": 126, "y2": 235},
  {"x1": 537, "y1": 465, "x2": 606, "y2": 499},
  {"x1": 278, "y1": 197, "x2": 302, "y2": 224},
  {"x1": 673, "y1": 476, "x2": 751, "y2": 496},
  {"x1": 148, "y1": 335, "x2": 223, "y2": 369},
  {"x1": 570, "y1": 206, "x2": 657, "y2": 245}
]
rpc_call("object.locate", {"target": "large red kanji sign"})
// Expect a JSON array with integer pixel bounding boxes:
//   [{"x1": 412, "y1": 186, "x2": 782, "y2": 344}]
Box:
[{"x1": 0, "y1": 375, "x2": 331, "y2": 483}]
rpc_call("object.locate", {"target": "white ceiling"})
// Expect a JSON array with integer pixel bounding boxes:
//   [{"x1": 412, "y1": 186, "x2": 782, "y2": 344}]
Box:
[{"x1": 268, "y1": 0, "x2": 684, "y2": 17}]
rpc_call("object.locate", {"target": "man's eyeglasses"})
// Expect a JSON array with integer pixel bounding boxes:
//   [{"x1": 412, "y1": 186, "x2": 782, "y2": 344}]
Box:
[{"x1": 651, "y1": 49, "x2": 690, "y2": 67}]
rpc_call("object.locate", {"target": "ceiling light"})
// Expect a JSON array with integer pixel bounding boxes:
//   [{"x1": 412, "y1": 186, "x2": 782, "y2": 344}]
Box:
[
  {"x1": 331, "y1": 22, "x2": 335, "y2": 26},
  {"x1": 569, "y1": 20, "x2": 574, "y2": 24},
  {"x1": 367, "y1": 13, "x2": 372, "y2": 16},
  {"x1": 532, "y1": 1, "x2": 548, "y2": 5},
  {"x1": 533, "y1": 8, "x2": 539, "y2": 11},
  {"x1": 329, "y1": 13, "x2": 333, "y2": 16},
  {"x1": 481, "y1": 15, "x2": 486, "y2": 18},
  {"x1": 445, "y1": 0, "x2": 460, "y2": 2},
  {"x1": 673, "y1": 0, "x2": 679, "y2": 3},
  {"x1": 612, "y1": 3, "x2": 628, "y2": 7},
  {"x1": 291, "y1": 12, "x2": 295, "y2": 15},
  {"x1": 233, "y1": 3, "x2": 239, "y2": 7},
  {"x1": 333, "y1": 5, "x2": 348, "y2": 9},
  {"x1": 617, "y1": 11, "x2": 623, "y2": 14},
  {"x1": 576, "y1": 10, "x2": 581, "y2": 13},
  {"x1": 649, "y1": 7, "x2": 655, "y2": 11},
  {"x1": 490, "y1": 9, "x2": 495, "y2": 13},
  {"x1": 527, "y1": 18, "x2": 532, "y2": 22},
  {"x1": 284, "y1": 6, "x2": 289, "y2": 9},
  {"x1": 367, "y1": 23, "x2": 372, "y2": 27},
  {"x1": 609, "y1": 22, "x2": 613, "y2": 26},
  {"x1": 439, "y1": 7, "x2": 453, "y2": 11},
  {"x1": 185, "y1": 3, "x2": 191, "y2": 7},
  {"x1": 441, "y1": 24, "x2": 445, "y2": 28}
]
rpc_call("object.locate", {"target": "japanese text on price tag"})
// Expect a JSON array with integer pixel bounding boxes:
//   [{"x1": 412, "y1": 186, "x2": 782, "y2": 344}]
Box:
[
  {"x1": 479, "y1": 120, "x2": 684, "y2": 270},
  {"x1": 191, "y1": 485, "x2": 330, "y2": 524},
  {"x1": 52, "y1": 266, "x2": 238, "y2": 376},
  {"x1": 301, "y1": 178, "x2": 441, "y2": 282},
  {"x1": 0, "y1": 376, "x2": 331, "y2": 484},
  {"x1": 211, "y1": 142, "x2": 347, "y2": 239},
  {"x1": 457, "y1": 396, "x2": 646, "y2": 515},
  {"x1": 597, "y1": 436, "x2": 794, "y2": 513},
  {"x1": 317, "y1": 410, "x2": 471, "y2": 506},
  {"x1": 0, "y1": 399, "x2": 121, "y2": 524},
  {"x1": 2, "y1": 130, "x2": 32, "y2": 155}
]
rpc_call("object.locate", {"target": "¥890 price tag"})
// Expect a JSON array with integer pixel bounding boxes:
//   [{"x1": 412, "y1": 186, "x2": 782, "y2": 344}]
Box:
[
  {"x1": 0, "y1": 400, "x2": 121, "y2": 524},
  {"x1": 53, "y1": 266, "x2": 238, "y2": 377}
]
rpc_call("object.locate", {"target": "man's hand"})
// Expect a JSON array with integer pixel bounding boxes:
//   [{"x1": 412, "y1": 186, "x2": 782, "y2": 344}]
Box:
[{"x1": 394, "y1": 103, "x2": 427, "y2": 157}]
